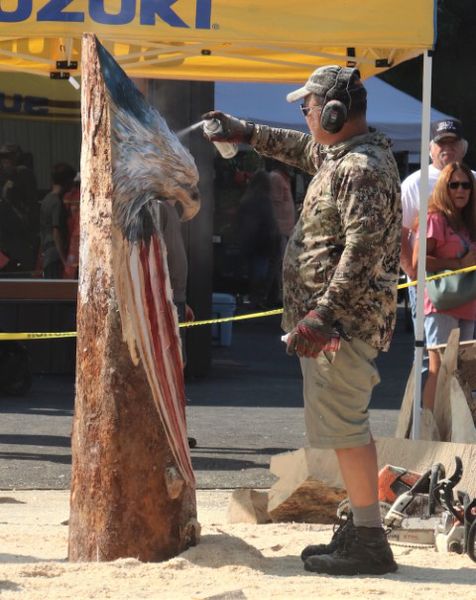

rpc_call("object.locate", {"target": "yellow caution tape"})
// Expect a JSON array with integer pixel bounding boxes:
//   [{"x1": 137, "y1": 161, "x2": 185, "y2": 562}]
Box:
[
  {"x1": 397, "y1": 264, "x2": 476, "y2": 289},
  {"x1": 1, "y1": 265, "x2": 475, "y2": 340},
  {"x1": 179, "y1": 308, "x2": 282, "y2": 328},
  {"x1": 0, "y1": 331, "x2": 78, "y2": 341}
]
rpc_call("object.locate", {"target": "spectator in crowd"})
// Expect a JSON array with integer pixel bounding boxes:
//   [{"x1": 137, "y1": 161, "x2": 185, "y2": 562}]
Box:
[
  {"x1": 0, "y1": 143, "x2": 38, "y2": 272},
  {"x1": 269, "y1": 161, "x2": 296, "y2": 240},
  {"x1": 63, "y1": 172, "x2": 81, "y2": 279},
  {"x1": 40, "y1": 163, "x2": 76, "y2": 279},
  {"x1": 268, "y1": 161, "x2": 296, "y2": 305},
  {"x1": 401, "y1": 119, "x2": 470, "y2": 325},
  {"x1": 236, "y1": 170, "x2": 280, "y2": 309},
  {"x1": 412, "y1": 162, "x2": 476, "y2": 411}
]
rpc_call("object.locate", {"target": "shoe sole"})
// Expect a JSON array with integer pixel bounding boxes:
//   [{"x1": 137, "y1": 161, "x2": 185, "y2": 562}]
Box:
[{"x1": 304, "y1": 559, "x2": 398, "y2": 576}]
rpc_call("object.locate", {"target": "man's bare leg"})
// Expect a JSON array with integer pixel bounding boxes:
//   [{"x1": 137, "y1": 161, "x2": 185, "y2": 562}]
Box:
[
  {"x1": 335, "y1": 440, "x2": 381, "y2": 527},
  {"x1": 304, "y1": 439, "x2": 397, "y2": 574}
]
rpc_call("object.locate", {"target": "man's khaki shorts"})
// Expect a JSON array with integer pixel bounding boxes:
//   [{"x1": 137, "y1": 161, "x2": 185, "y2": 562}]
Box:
[{"x1": 299, "y1": 337, "x2": 380, "y2": 449}]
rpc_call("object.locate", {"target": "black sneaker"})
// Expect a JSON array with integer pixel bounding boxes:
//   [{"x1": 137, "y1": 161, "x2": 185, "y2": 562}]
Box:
[
  {"x1": 304, "y1": 526, "x2": 398, "y2": 576},
  {"x1": 301, "y1": 513, "x2": 355, "y2": 561}
]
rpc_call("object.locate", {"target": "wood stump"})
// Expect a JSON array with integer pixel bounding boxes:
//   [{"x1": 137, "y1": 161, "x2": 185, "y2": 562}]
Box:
[{"x1": 68, "y1": 35, "x2": 198, "y2": 562}]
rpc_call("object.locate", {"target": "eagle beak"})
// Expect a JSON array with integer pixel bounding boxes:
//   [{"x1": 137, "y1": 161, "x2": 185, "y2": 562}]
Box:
[{"x1": 176, "y1": 185, "x2": 201, "y2": 222}]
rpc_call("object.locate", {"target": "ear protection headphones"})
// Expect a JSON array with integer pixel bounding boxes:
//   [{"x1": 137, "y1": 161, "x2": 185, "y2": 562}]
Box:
[{"x1": 320, "y1": 67, "x2": 359, "y2": 134}]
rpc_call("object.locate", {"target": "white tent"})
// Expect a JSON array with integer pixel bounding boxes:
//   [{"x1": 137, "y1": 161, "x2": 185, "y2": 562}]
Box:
[{"x1": 215, "y1": 77, "x2": 452, "y2": 161}]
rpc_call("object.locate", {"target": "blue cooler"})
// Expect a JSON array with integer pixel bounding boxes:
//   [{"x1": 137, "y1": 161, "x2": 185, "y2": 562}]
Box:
[{"x1": 211, "y1": 293, "x2": 236, "y2": 346}]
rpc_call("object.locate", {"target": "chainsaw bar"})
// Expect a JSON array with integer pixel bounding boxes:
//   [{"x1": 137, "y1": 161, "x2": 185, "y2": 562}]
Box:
[{"x1": 389, "y1": 540, "x2": 435, "y2": 549}]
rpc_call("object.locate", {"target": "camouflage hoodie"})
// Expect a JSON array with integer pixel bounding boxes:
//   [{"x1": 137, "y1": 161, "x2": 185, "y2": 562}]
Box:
[{"x1": 251, "y1": 126, "x2": 401, "y2": 351}]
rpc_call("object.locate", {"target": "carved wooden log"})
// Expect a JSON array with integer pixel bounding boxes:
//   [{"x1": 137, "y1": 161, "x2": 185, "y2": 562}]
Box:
[{"x1": 68, "y1": 34, "x2": 199, "y2": 562}]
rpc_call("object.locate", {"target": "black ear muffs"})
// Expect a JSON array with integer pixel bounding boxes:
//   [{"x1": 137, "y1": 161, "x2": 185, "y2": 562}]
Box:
[
  {"x1": 320, "y1": 67, "x2": 358, "y2": 134},
  {"x1": 320, "y1": 99, "x2": 348, "y2": 134}
]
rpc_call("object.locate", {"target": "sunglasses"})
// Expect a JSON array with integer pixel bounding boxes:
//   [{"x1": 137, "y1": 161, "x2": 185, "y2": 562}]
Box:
[
  {"x1": 448, "y1": 181, "x2": 472, "y2": 190},
  {"x1": 300, "y1": 103, "x2": 320, "y2": 117}
]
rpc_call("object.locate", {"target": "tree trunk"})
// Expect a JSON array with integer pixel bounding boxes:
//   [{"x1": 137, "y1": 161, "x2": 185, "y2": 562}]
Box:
[{"x1": 68, "y1": 34, "x2": 198, "y2": 562}]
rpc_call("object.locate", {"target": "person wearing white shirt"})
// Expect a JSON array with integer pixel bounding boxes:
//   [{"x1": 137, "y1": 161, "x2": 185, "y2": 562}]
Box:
[{"x1": 400, "y1": 119, "x2": 470, "y2": 326}]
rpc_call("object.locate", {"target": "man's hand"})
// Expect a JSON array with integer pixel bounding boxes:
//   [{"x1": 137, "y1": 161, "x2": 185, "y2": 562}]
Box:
[
  {"x1": 286, "y1": 310, "x2": 340, "y2": 358},
  {"x1": 201, "y1": 111, "x2": 254, "y2": 144},
  {"x1": 400, "y1": 226, "x2": 416, "y2": 280},
  {"x1": 461, "y1": 249, "x2": 476, "y2": 269}
]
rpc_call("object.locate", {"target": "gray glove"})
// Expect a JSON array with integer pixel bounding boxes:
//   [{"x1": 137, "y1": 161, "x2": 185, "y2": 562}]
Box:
[{"x1": 201, "y1": 111, "x2": 254, "y2": 144}]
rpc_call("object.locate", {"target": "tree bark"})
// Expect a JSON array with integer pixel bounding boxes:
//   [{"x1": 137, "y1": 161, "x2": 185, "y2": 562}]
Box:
[{"x1": 68, "y1": 34, "x2": 198, "y2": 562}]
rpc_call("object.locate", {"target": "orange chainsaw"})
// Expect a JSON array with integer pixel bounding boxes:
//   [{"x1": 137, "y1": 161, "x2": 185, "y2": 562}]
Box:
[{"x1": 378, "y1": 457, "x2": 476, "y2": 559}]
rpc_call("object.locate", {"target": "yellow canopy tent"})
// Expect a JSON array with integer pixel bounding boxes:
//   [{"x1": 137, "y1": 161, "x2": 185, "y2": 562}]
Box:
[
  {"x1": 0, "y1": 1, "x2": 434, "y2": 82},
  {"x1": 0, "y1": 0, "x2": 437, "y2": 437}
]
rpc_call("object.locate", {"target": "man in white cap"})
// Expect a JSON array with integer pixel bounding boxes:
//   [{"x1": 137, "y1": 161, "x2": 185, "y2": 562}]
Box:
[{"x1": 203, "y1": 65, "x2": 401, "y2": 576}]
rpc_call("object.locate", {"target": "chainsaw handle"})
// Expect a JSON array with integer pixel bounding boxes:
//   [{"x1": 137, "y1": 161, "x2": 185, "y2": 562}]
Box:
[
  {"x1": 464, "y1": 498, "x2": 476, "y2": 524},
  {"x1": 467, "y1": 518, "x2": 476, "y2": 562},
  {"x1": 428, "y1": 463, "x2": 445, "y2": 517},
  {"x1": 409, "y1": 468, "x2": 432, "y2": 494},
  {"x1": 433, "y1": 457, "x2": 464, "y2": 520},
  {"x1": 448, "y1": 456, "x2": 463, "y2": 486}
]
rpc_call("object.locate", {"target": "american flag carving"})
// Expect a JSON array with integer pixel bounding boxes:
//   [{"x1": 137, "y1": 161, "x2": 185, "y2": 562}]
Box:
[{"x1": 98, "y1": 42, "x2": 200, "y2": 486}]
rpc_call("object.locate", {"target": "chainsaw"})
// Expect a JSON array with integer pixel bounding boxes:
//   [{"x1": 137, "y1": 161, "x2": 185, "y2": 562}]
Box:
[
  {"x1": 432, "y1": 458, "x2": 476, "y2": 560},
  {"x1": 380, "y1": 462, "x2": 445, "y2": 547},
  {"x1": 380, "y1": 456, "x2": 476, "y2": 560}
]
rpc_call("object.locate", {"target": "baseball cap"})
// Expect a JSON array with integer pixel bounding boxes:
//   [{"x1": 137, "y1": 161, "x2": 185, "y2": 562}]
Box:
[
  {"x1": 286, "y1": 65, "x2": 364, "y2": 103},
  {"x1": 430, "y1": 119, "x2": 463, "y2": 143}
]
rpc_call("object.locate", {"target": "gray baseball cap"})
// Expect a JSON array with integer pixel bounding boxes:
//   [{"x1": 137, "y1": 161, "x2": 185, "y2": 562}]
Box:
[{"x1": 286, "y1": 65, "x2": 362, "y2": 103}]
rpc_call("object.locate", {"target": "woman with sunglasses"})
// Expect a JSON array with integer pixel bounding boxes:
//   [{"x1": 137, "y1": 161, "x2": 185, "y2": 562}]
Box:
[{"x1": 413, "y1": 161, "x2": 476, "y2": 410}]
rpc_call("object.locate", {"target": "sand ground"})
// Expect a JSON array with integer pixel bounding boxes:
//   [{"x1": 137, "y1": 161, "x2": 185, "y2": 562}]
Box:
[{"x1": 0, "y1": 490, "x2": 474, "y2": 600}]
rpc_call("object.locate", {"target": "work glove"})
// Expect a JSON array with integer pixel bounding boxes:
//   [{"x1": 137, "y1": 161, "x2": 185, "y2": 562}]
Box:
[
  {"x1": 286, "y1": 310, "x2": 341, "y2": 359},
  {"x1": 201, "y1": 110, "x2": 255, "y2": 144}
]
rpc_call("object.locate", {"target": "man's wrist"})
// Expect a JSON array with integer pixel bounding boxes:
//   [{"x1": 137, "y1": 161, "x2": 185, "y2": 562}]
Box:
[
  {"x1": 249, "y1": 122, "x2": 267, "y2": 147},
  {"x1": 312, "y1": 305, "x2": 334, "y2": 329}
]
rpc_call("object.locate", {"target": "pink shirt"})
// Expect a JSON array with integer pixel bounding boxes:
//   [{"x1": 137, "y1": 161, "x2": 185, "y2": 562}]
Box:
[{"x1": 418, "y1": 212, "x2": 476, "y2": 320}]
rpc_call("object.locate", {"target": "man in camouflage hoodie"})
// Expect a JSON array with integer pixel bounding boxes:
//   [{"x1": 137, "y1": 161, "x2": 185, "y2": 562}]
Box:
[{"x1": 204, "y1": 65, "x2": 401, "y2": 576}]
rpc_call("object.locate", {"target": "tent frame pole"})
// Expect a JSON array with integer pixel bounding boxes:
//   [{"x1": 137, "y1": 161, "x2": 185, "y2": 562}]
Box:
[{"x1": 412, "y1": 50, "x2": 433, "y2": 439}]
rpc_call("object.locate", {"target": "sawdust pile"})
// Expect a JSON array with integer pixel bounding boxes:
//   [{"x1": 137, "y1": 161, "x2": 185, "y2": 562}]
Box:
[{"x1": 0, "y1": 490, "x2": 473, "y2": 599}]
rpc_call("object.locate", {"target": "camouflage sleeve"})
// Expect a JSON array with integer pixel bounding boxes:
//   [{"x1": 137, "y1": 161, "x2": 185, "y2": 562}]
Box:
[
  {"x1": 250, "y1": 124, "x2": 323, "y2": 174},
  {"x1": 315, "y1": 162, "x2": 398, "y2": 324}
]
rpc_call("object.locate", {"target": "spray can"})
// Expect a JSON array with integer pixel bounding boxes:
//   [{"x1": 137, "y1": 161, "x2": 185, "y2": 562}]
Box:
[{"x1": 202, "y1": 118, "x2": 238, "y2": 159}]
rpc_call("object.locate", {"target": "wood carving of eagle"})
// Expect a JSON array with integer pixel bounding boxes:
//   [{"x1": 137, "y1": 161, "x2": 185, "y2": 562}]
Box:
[{"x1": 97, "y1": 41, "x2": 200, "y2": 486}]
